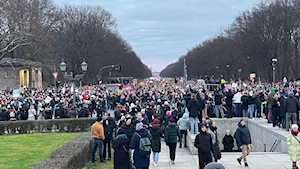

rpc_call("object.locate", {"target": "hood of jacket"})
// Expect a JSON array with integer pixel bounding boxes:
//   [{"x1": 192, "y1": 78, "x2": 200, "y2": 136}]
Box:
[
  {"x1": 168, "y1": 122, "x2": 177, "y2": 128},
  {"x1": 151, "y1": 126, "x2": 160, "y2": 131},
  {"x1": 137, "y1": 128, "x2": 149, "y2": 137},
  {"x1": 238, "y1": 119, "x2": 245, "y2": 128},
  {"x1": 182, "y1": 113, "x2": 189, "y2": 119}
]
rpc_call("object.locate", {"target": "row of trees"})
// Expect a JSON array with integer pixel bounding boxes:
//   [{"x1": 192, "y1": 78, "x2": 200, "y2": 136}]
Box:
[
  {"x1": 0, "y1": 0, "x2": 151, "y2": 85},
  {"x1": 160, "y1": 0, "x2": 300, "y2": 82}
]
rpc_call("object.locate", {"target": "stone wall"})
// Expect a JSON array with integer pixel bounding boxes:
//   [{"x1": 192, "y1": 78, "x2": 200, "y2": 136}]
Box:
[{"x1": 187, "y1": 118, "x2": 289, "y2": 155}]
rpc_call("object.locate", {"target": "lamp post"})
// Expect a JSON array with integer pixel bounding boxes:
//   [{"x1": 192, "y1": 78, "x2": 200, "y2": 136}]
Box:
[
  {"x1": 272, "y1": 58, "x2": 278, "y2": 83},
  {"x1": 60, "y1": 58, "x2": 88, "y2": 107},
  {"x1": 97, "y1": 64, "x2": 121, "y2": 84},
  {"x1": 238, "y1": 68, "x2": 242, "y2": 80},
  {"x1": 226, "y1": 64, "x2": 230, "y2": 80}
]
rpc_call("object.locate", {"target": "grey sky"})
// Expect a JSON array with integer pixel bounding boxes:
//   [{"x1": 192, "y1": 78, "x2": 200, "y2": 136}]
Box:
[{"x1": 55, "y1": 0, "x2": 259, "y2": 72}]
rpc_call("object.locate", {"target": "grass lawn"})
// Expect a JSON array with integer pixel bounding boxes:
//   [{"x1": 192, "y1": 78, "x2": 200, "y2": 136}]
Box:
[
  {"x1": 0, "y1": 133, "x2": 80, "y2": 169},
  {"x1": 83, "y1": 159, "x2": 113, "y2": 169}
]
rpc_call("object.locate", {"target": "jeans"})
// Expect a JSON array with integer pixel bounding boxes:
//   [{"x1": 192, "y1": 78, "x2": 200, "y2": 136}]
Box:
[
  {"x1": 168, "y1": 143, "x2": 177, "y2": 161},
  {"x1": 103, "y1": 139, "x2": 112, "y2": 160},
  {"x1": 226, "y1": 104, "x2": 233, "y2": 117},
  {"x1": 92, "y1": 138, "x2": 104, "y2": 162},
  {"x1": 190, "y1": 117, "x2": 199, "y2": 134},
  {"x1": 248, "y1": 104, "x2": 255, "y2": 118},
  {"x1": 214, "y1": 105, "x2": 224, "y2": 118},
  {"x1": 256, "y1": 102, "x2": 262, "y2": 117},
  {"x1": 180, "y1": 130, "x2": 187, "y2": 147},
  {"x1": 286, "y1": 112, "x2": 297, "y2": 131},
  {"x1": 235, "y1": 103, "x2": 242, "y2": 117},
  {"x1": 153, "y1": 152, "x2": 159, "y2": 164}
]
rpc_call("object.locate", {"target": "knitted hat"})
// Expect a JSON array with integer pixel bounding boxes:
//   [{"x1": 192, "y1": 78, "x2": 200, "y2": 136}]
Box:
[
  {"x1": 204, "y1": 162, "x2": 226, "y2": 169},
  {"x1": 2, "y1": 106, "x2": 7, "y2": 111},
  {"x1": 169, "y1": 118, "x2": 175, "y2": 123},
  {"x1": 166, "y1": 111, "x2": 171, "y2": 116},
  {"x1": 136, "y1": 122, "x2": 144, "y2": 131},
  {"x1": 153, "y1": 119, "x2": 160, "y2": 125}
]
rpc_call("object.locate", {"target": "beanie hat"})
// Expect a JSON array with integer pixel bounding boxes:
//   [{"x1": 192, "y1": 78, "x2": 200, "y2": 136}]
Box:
[
  {"x1": 2, "y1": 106, "x2": 7, "y2": 111},
  {"x1": 136, "y1": 122, "x2": 144, "y2": 131},
  {"x1": 166, "y1": 111, "x2": 171, "y2": 116},
  {"x1": 96, "y1": 116, "x2": 102, "y2": 122},
  {"x1": 169, "y1": 118, "x2": 175, "y2": 123},
  {"x1": 153, "y1": 119, "x2": 160, "y2": 125},
  {"x1": 117, "y1": 128, "x2": 126, "y2": 135},
  {"x1": 288, "y1": 91, "x2": 294, "y2": 97},
  {"x1": 204, "y1": 162, "x2": 226, "y2": 169},
  {"x1": 270, "y1": 88, "x2": 275, "y2": 93}
]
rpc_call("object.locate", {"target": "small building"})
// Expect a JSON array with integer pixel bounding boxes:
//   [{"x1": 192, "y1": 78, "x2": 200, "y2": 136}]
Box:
[{"x1": 0, "y1": 58, "x2": 42, "y2": 90}]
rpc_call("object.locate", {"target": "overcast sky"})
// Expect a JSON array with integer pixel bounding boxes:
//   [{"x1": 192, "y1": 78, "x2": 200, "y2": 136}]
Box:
[{"x1": 55, "y1": 0, "x2": 259, "y2": 72}]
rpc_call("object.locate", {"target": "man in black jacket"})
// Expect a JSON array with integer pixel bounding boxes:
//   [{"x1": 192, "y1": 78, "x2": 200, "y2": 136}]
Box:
[
  {"x1": 194, "y1": 123, "x2": 213, "y2": 169},
  {"x1": 187, "y1": 93, "x2": 202, "y2": 135},
  {"x1": 285, "y1": 91, "x2": 300, "y2": 131},
  {"x1": 235, "y1": 119, "x2": 251, "y2": 167}
]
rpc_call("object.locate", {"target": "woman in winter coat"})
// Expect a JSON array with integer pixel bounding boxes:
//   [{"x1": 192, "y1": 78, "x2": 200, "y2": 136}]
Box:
[
  {"x1": 222, "y1": 130, "x2": 234, "y2": 152},
  {"x1": 150, "y1": 118, "x2": 163, "y2": 166},
  {"x1": 287, "y1": 124, "x2": 300, "y2": 169},
  {"x1": 103, "y1": 118, "x2": 114, "y2": 160},
  {"x1": 113, "y1": 128, "x2": 131, "y2": 169},
  {"x1": 177, "y1": 113, "x2": 190, "y2": 148}
]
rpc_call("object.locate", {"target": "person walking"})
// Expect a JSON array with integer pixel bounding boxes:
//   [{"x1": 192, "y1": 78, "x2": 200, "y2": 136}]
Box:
[
  {"x1": 113, "y1": 128, "x2": 131, "y2": 169},
  {"x1": 91, "y1": 116, "x2": 105, "y2": 163},
  {"x1": 222, "y1": 130, "x2": 234, "y2": 152},
  {"x1": 165, "y1": 118, "x2": 180, "y2": 164},
  {"x1": 287, "y1": 124, "x2": 300, "y2": 169},
  {"x1": 194, "y1": 123, "x2": 213, "y2": 169},
  {"x1": 210, "y1": 122, "x2": 221, "y2": 162},
  {"x1": 235, "y1": 119, "x2": 251, "y2": 167},
  {"x1": 286, "y1": 91, "x2": 300, "y2": 131},
  {"x1": 187, "y1": 93, "x2": 202, "y2": 135},
  {"x1": 103, "y1": 118, "x2": 113, "y2": 161},
  {"x1": 150, "y1": 118, "x2": 163, "y2": 166},
  {"x1": 177, "y1": 113, "x2": 190, "y2": 148},
  {"x1": 233, "y1": 90, "x2": 242, "y2": 117},
  {"x1": 130, "y1": 122, "x2": 152, "y2": 169}
]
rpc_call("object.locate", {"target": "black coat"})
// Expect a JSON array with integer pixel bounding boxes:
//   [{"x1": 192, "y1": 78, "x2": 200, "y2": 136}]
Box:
[
  {"x1": 222, "y1": 135, "x2": 234, "y2": 152},
  {"x1": 194, "y1": 131, "x2": 213, "y2": 153},
  {"x1": 286, "y1": 96, "x2": 300, "y2": 113},
  {"x1": 104, "y1": 120, "x2": 114, "y2": 141},
  {"x1": 113, "y1": 136, "x2": 130, "y2": 169},
  {"x1": 0, "y1": 110, "x2": 9, "y2": 121},
  {"x1": 187, "y1": 99, "x2": 201, "y2": 118},
  {"x1": 121, "y1": 123, "x2": 135, "y2": 141},
  {"x1": 150, "y1": 126, "x2": 163, "y2": 152},
  {"x1": 235, "y1": 122, "x2": 251, "y2": 148}
]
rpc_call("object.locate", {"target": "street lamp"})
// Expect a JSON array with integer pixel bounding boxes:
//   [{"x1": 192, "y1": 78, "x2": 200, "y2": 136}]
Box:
[
  {"x1": 97, "y1": 64, "x2": 121, "y2": 83},
  {"x1": 59, "y1": 58, "x2": 88, "y2": 107},
  {"x1": 238, "y1": 69, "x2": 242, "y2": 80},
  {"x1": 272, "y1": 58, "x2": 278, "y2": 83},
  {"x1": 226, "y1": 64, "x2": 230, "y2": 79}
]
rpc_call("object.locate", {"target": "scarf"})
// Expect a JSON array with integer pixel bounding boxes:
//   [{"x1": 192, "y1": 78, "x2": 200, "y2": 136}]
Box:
[
  {"x1": 292, "y1": 130, "x2": 299, "y2": 136},
  {"x1": 116, "y1": 134, "x2": 128, "y2": 139}
]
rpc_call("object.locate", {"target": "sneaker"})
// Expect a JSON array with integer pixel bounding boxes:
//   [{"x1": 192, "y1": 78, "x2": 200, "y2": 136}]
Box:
[
  {"x1": 237, "y1": 158, "x2": 241, "y2": 165},
  {"x1": 184, "y1": 145, "x2": 187, "y2": 148},
  {"x1": 171, "y1": 161, "x2": 175, "y2": 164},
  {"x1": 152, "y1": 162, "x2": 156, "y2": 166},
  {"x1": 154, "y1": 163, "x2": 158, "y2": 167},
  {"x1": 245, "y1": 163, "x2": 248, "y2": 167},
  {"x1": 179, "y1": 145, "x2": 182, "y2": 148}
]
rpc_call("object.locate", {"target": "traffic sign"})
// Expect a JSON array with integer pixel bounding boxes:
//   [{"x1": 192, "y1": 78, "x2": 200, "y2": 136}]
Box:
[{"x1": 52, "y1": 72, "x2": 58, "y2": 79}]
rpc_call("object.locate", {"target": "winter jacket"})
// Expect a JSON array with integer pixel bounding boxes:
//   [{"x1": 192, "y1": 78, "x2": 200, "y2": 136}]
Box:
[
  {"x1": 104, "y1": 120, "x2": 114, "y2": 141},
  {"x1": 287, "y1": 133, "x2": 300, "y2": 162},
  {"x1": 225, "y1": 92, "x2": 234, "y2": 105},
  {"x1": 187, "y1": 99, "x2": 202, "y2": 118},
  {"x1": 121, "y1": 123, "x2": 135, "y2": 141},
  {"x1": 69, "y1": 109, "x2": 77, "y2": 118},
  {"x1": 271, "y1": 98, "x2": 280, "y2": 115},
  {"x1": 286, "y1": 96, "x2": 300, "y2": 113},
  {"x1": 194, "y1": 130, "x2": 213, "y2": 153},
  {"x1": 0, "y1": 110, "x2": 9, "y2": 121},
  {"x1": 279, "y1": 97, "x2": 287, "y2": 118},
  {"x1": 164, "y1": 122, "x2": 180, "y2": 144},
  {"x1": 129, "y1": 128, "x2": 152, "y2": 168},
  {"x1": 113, "y1": 135, "x2": 130, "y2": 169},
  {"x1": 177, "y1": 113, "x2": 190, "y2": 130},
  {"x1": 91, "y1": 122, "x2": 105, "y2": 140},
  {"x1": 210, "y1": 127, "x2": 221, "y2": 160},
  {"x1": 222, "y1": 135, "x2": 234, "y2": 152},
  {"x1": 150, "y1": 126, "x2": 163, "y2": 152},
  {"x1": 235, "y1": 120, "x2": 251, "y2": 148},
  {"x1": 241, "y1": 95, "x2": 249, "y2": 111}
]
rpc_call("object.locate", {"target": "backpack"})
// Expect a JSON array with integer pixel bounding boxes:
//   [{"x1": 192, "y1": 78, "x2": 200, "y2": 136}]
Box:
[{"x1": 136, "y1": 133, "x2": 151, "y2": 158}]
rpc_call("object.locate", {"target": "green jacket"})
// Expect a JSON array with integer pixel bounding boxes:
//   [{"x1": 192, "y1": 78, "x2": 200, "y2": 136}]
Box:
[
  {"x1": 287, "y1": 134, "x2": 300, "y2": 162},
  {"x1": 165, "y1": 123, "x2": 180, "y2": 143}
]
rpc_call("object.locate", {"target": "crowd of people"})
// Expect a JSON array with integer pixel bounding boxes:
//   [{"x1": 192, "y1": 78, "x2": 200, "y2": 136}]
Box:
[{"x1": 2, "y1": 77, "x2": 300, "y2": 168}]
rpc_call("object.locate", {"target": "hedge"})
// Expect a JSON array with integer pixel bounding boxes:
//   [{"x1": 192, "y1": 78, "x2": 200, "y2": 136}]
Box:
[
  {"x1": 0, "y1": 118, "x2": 97, "y2": 135},
  {"x1": 30, "y1": 132, "x2": 93, "y2": 169}
]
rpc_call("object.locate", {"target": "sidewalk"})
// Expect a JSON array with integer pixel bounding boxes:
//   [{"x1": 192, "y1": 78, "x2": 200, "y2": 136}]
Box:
[{"x1": 149, "y1": 143, "x2": 291, "y2": 169}]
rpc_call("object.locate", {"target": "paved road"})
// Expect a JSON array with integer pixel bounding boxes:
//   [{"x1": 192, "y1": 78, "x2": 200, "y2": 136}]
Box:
[{"x1": 149, "y1": 142, "x2": 291, "y2": 169}]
